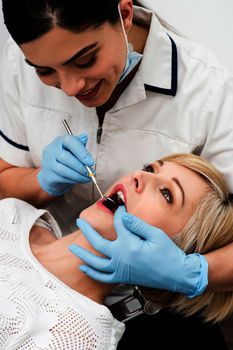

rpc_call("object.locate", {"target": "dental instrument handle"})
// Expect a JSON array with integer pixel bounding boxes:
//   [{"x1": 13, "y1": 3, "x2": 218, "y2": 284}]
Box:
[
  {"x1": 86, "y1": 168, "x2": 105, "y2": 199},
  {"x1": 62, "y1": 119, "x2": 73, "y2": 136},
  {"x1": 62, "y1": 119, "x2": 105, "y2": 199}
]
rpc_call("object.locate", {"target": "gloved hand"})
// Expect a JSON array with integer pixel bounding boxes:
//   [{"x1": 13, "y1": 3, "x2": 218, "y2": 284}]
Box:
[
  {"x1": 37, "y1": 133, "x2": 94, "y2": 196},
  {"x1": 69, "y1": 206, "x2": 208, "y2": 298}
]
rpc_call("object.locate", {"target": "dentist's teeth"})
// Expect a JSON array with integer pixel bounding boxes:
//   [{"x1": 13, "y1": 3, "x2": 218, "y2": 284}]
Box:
[
  {"x1": 117, "y1": 191, "x2": 125, "y2": 203},
  {"x1": 79, "y1": 88, "x2": 94, "y2": 96}
]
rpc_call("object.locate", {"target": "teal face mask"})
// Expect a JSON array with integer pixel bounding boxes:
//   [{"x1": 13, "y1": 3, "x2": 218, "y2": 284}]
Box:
[{"x1": 118, "y1": 5, "x2": 143, "y2": 84}]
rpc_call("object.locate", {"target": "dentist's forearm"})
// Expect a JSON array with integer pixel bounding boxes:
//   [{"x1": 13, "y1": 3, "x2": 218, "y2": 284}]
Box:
[
  {"x1": 0, "y1": 163, "x2": 54, "y2": 207},
  {"x1": 205, "y1": 242, "x2": 233, "y2": 292}
]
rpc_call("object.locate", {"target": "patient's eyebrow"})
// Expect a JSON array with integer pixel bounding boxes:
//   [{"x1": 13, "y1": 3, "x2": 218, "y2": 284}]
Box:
[
  {"x1": 172, "y1": 177, "x2": 185, "y2": 206},
  {"x1": 25, "y1": 42, "x2": 98, "y2": 69},
  {"x1": 157, "y1": 160, "x2": 164, "y2": 166},
  {"x1": 157, "y1": 160, "x2": 185, "y2": 205}
]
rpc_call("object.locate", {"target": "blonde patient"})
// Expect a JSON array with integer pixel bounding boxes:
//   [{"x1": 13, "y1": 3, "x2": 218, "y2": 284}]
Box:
[
  {"x1": 76, "y1": 153, "x2": 233, "y2": 324},
  {"x1": 1, "y1": 153, "x2": 233, "y2": 348}
]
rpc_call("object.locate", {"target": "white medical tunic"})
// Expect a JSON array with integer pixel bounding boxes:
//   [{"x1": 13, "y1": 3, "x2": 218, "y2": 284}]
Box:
[{"x1": 1, "y1": 3, "x2": 233, "y2": 233}]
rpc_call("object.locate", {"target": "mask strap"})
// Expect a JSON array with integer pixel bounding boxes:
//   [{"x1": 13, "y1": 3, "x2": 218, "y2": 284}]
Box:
[{"x1": 118, "y1": 4, "x2": 129, "y2": 54}]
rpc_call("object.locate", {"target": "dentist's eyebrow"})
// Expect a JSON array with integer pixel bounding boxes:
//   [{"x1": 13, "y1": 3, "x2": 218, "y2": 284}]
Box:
[
  {"x1": 172, "y1": 177, "x2": 185, "y2": 206},
  {"x1": 25, "y1": 43, "x2": 98, "y2": 68}
]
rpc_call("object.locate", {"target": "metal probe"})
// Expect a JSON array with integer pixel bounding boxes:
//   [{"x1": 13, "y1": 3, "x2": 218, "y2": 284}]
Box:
[{"x1": 62, "y1": 119, "x2": 115, "y2": 204}]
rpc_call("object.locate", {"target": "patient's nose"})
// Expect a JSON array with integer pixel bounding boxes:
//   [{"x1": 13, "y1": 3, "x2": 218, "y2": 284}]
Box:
[{"x1": 133, "y1": 171, "x2": 146, "y2": 193}]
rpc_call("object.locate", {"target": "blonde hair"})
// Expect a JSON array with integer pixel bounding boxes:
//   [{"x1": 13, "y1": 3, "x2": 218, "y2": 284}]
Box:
[{"x1": 142, "y1": 153, "x2": 233, "y2": 323}]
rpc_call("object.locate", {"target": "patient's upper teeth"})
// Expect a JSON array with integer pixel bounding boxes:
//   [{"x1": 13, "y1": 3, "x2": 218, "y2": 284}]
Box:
[{"x1": 117, "y1": 191, "x2": 125, "y2": 203}]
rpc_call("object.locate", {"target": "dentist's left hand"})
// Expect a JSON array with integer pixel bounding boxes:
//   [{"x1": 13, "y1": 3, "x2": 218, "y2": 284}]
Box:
[
  {"x1": 37, "y1": 134, "x2": 94, "y2": 196},
  {"x1": 69, "y1": 206, "x2": 208, "y2": 298}
]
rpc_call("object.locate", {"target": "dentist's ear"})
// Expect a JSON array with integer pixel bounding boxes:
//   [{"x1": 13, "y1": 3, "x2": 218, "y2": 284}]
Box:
[{"x1": 118, "y1": 0, "x2": 134, "y2": 33}]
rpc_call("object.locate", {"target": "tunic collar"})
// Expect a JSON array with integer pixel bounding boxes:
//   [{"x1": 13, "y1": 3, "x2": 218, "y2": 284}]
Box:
[{"x1": 111, "y1": 5, "x2": 178, "y2": 112}]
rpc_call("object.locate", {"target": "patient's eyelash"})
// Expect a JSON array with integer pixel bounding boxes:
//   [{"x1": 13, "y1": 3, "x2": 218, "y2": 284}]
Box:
[{"x1": 142, "y1": 164, "x2": 154, "y2": 173}]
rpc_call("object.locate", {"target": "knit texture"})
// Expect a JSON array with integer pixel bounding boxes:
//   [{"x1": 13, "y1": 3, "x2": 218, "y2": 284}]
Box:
[{"x1": 0, "y1": 198, "x2": 124, "y2": 349}]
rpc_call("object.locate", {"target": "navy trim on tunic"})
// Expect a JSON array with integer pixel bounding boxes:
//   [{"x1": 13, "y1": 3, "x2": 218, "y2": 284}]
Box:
[
  {"x1": 0, "y1": 130, "x2": 29, "y2": 151},
  {"x1": 144, "y1": 34, "x2": 178, "y2": 96}
]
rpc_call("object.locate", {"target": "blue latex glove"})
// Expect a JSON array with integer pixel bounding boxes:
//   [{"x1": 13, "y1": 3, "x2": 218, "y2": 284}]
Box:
[
  {"x1": 38, "y1": 134, "x2": 94, "y2": 196},
  {"x1": 69, "y1": 206, "x2": 208, "y2": 298}
]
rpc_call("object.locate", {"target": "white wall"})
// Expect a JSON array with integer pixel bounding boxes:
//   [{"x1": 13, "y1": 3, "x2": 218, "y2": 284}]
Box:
[
  {"x1": 1, "y1": 0, "x2": 233, "y2": 73},
  {"x1": 147, "y1": 0, "x2": 233, "y2": 73}
]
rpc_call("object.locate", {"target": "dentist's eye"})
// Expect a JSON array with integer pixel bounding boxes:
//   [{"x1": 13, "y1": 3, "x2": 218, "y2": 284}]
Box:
[
  {"x1": 160, "y1": 187, "x2": 173, "y2": 204},
  {"x1": 142, "y1": 164, "x2": 154, "y2": 173},
  {"x1": 36, "y1": 68, "x2": 54, "y2": 77},
  {"x1": 74, "y1": 54, "x2": 97, "y2": 69}
]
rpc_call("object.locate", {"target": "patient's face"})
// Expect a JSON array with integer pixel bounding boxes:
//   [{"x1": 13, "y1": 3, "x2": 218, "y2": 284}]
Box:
[{"x1": 80, "y1": 160, "x2": 208, "y2": 239}]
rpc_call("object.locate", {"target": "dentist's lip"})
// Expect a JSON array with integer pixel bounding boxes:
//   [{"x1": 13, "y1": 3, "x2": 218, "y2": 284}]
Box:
[
  {"x1": 76, "y1": 80, "x2": 102, "y2": 101},
  {"x1": 96, "y1": 184, "x2": 127, "y2": 216}
]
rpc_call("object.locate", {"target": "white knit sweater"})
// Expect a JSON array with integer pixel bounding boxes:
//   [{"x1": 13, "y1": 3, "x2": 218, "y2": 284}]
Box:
[{"x1": 0, "y1": 198, "x2": 124, "y2": 350}]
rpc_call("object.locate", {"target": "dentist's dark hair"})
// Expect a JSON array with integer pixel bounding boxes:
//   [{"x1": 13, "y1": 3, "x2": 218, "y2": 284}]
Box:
[{"x1": 2, "y1": 0, "x2": 120, "y2": 45}]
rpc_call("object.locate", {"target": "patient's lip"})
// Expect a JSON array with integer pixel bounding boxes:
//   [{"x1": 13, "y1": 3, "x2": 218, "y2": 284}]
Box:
[{"x1": 96, "y1": 200, "x2": 113, "y2": 216}]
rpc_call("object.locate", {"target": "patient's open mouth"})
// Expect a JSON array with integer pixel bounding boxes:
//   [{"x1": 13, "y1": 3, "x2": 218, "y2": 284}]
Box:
[{"x1": 102, "y1": 189, "x2": 126, "y2": 214}]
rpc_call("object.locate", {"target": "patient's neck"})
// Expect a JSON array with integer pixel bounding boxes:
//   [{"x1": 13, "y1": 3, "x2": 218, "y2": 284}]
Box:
[{"x1": 29, "y1": 225, "x2": 113, "y2": 305}]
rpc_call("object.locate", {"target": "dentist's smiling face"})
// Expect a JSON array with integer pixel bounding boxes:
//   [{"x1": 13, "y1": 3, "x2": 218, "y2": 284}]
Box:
[
  {"x1": 80, "y1": 160, "x2": 208, "y2": 240},
  {"x1": 21, "y1": 23, "x2": 128, "y2": 108}
]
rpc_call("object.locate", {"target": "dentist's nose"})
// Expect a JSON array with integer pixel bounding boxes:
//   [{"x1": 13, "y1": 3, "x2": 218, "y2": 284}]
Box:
[{"x1": 60, "y1": 74, "x2": 86, "y2": 96}]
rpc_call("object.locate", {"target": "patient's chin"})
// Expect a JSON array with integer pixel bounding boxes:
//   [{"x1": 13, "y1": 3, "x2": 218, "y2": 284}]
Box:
[{"x1": 79, "y1": 208, "x2": 117, "y2": 241}]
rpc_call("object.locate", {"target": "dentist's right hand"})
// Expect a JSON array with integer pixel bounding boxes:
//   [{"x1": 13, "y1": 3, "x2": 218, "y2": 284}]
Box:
[{"x1": 37, "y1": 134, "x2": 94, "y2": 196}]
